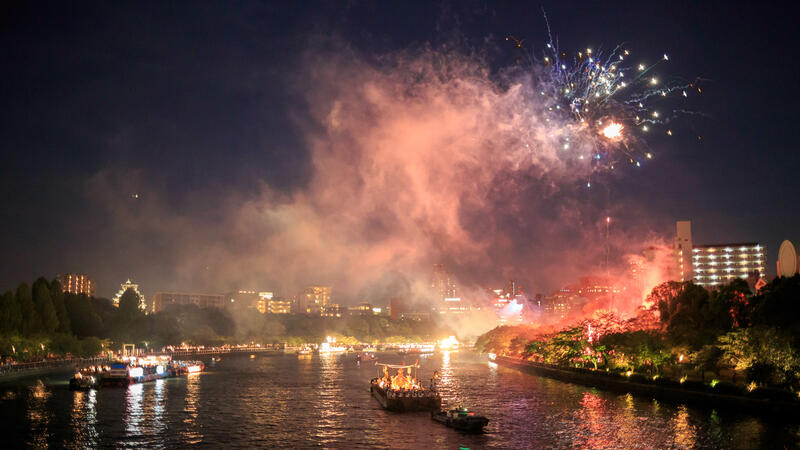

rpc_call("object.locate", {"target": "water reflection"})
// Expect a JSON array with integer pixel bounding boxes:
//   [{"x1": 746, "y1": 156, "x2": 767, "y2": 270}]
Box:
[
  {"x1": 152, "y1": 379, "x2": 167, "y2": 437},
  {"x1": 182, "y1": 374, "x2": 203, "y2": 444},
  {"x1": 314, "y1": 353, "x2": 345, "y2": 444},
  {"x1": 6, "y1": 353, "x2": 800, "y2": 448},
  {"x1": 27, "y1": 380, "x2": 51, "y2": 448},
  {"x1": 124, "y1": 382, "x2": 144, "y2": 444},
  {"x1": 69, "y1": 389, "x2": 98, "y2": 448},
  {"x1": 671, "y1": 405, "x2": 698, "y2": 448},
  {"x1": 577, "y1": 392, "x2": 612, "y2": 448}
]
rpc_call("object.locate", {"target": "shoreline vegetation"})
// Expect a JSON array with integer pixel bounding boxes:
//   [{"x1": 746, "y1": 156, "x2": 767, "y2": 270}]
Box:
[
  {"x1": 0, "y1": 277, "x2": 453, "y2": 367},
  {"x1": 493, "y1": 356, "x2": 800, "y2": 416},
  {"x1": 477, "y1": 275, "x2": 800, "y2": 413}
]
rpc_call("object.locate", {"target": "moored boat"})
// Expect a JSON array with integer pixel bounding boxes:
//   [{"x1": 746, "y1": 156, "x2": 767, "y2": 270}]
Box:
[
  {"x1": 356, "y1": 352, "x2": 376, "y2": 362},
  {"x1": 69, "y1": 371, "x2": 100, "y2": 390},
  {"x1": 431, "y1": 408, "x2": 489, "y2": 433}
]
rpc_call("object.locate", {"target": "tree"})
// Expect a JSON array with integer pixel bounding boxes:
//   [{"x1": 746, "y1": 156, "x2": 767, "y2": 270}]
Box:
[
  {"x1": 49, "y1": 280, "x2": 71, "y2": 334},
  {"x1": 32, "y1": 278, "x2": 59, "y2": 334},
  {"x1": 0, "y1": 291, "x2": 22, "y2": 334},
  {"x1": 717, "y1": 327, "x2": 800, "y2": 387},
  {"x1": 65, "y1": 293, "x2": 103, "y2": 338},
  {"x1": 649, "y1": 281, "x2": 685, "y2": 319},
  {"x1": 117, "y1": 287, "x2": 143, "y2": 324},
  {"x1": 17, "y1": 283, "x2": 41, "y2": 335}
]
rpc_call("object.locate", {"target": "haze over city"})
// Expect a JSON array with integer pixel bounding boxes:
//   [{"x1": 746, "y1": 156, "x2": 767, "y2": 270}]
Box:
[
  {"x1": 3, "y1": 2, "x2": 800, "y2": 447},
  {"x1": 2, "y1": 1, "x2": 798, "y2": 305}
]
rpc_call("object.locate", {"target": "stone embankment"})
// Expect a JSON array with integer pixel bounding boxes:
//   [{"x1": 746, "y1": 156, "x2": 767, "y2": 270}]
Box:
[{"x1": 495, "y1": 355, "x2": 800, "y2": 417}]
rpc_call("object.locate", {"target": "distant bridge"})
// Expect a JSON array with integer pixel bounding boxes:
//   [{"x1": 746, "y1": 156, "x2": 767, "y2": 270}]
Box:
[{"x1": 153, "y1": 347, "x2": 283, "y2": 358}]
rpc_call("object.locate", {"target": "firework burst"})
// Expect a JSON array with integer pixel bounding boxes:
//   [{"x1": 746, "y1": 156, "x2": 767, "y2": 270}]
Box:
[{"x1": 506, "y1": 23, "x2": 702, "y2": 180}]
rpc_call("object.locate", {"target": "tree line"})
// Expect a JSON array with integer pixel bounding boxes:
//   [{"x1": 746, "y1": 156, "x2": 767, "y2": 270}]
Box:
[
  {"x1": 476, "y1": 275, "x2": 800, "y2": 393},
  {"x1": 0, "y1": 277, "x2": 452, "y2": 361}
]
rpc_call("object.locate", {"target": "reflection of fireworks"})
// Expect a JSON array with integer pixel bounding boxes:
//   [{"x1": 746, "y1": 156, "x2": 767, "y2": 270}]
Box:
[{"x1": 507, "y1": 22, "x2": 701, "y2": 178}]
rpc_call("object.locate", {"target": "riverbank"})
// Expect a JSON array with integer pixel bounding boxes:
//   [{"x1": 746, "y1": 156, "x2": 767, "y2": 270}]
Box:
[
  {"x1": 495, "y1": 355, "x2": 800, "y2": 417},
  {"x1": 0, "y1": 357, "x2": 109, "y2": 383}
]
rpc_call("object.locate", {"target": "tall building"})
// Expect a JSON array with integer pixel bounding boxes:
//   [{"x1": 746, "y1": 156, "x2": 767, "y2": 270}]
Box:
[
  {"x1": 674, "y1": 221, "x2": 767, "y2": 287},
  {"x1": 268, "y1": 296, "x2": 293, "y2": 314},
  {"x1": 149, "y1": 291, "x2": 226, "y2": 313},
  {"x1": 56, "y1": 273, "x2": 96, "y2": 297},
  {"x1": 431, "y1": 264, "x2": 457, "y2": 300},
  {"x1": 300, "y1": 286, "x2": 331, "y2": 314},
  {"x1": 692, "y1": 243, "x2": 766, "y2": 287},
  {"x1": 674, "y1": 221, "x2": 693, "y2": 282},
  {"x1": 389, "y1": 297, "x2": 406, "y2": 320},
  {"x1": 226, "y1": 289, "x2": 259, "y2": 311},
  {"x1": 112, "y1": 279, "x2": 146, "y2": 311},
  {"x1": 257, "y1": 292, "x2": 274, "y2": 314}
]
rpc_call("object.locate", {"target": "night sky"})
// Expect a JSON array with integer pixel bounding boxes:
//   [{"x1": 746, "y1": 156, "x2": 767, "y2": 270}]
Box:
[{"x1": 2, "y1": 1, "x2": 799, "y2": 300}]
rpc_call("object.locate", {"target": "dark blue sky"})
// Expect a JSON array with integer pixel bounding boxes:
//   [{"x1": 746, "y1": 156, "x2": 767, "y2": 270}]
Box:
[{"x1": 2, "y1": 1, "x2": 798, "y2": 298}]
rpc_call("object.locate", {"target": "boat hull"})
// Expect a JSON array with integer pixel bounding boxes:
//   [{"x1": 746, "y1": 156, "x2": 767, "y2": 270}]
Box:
[
  {"x1": 370, "y1": 383, "x2": 441, "y2": 412},
  {"x1": 431, "y1": 412, "x2": 489, "y2": 433}
]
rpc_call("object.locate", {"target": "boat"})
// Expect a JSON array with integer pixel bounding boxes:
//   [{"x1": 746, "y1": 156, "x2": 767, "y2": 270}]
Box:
[
  {"x1": 397, "y1": 344, "x2": 435, "y2": 356},
  {"x1": 318, "y1": 337, "x2": 348, "y2": 354},
  {"x1": 102, "y1": 361, "x2": 168, "y2": 386},
  {"x1": 102, "y1": 356, "x2": 202, "y2": 386},
  {"x1": 296, "y1": 347, "x2": 313, "y2": 356},
  {"x1": 356, "y1": 352, "x2": 377, "y2": 362},
  {"x1": 431, "y1": 408, "x2": 489, "y2": 433},
  {"x1": 69, "y1": 371, "x2": 100, "y2": 390},
  {"x1": 370, "y1": 362, "x2": 441, "y2": 412}
]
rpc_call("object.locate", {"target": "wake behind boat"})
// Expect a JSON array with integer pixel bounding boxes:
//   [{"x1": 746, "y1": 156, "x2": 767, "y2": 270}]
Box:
[{"x1": 370, "y1": 362, "x2": 441, "y2": 412}]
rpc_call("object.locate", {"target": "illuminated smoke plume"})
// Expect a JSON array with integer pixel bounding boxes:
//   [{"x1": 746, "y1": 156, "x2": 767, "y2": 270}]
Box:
[{"x1": 90, "y1": 43, "x2": 678, "y2": 322}]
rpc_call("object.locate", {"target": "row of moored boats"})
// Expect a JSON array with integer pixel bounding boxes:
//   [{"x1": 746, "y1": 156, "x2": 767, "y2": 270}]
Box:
[{"x1": 69, "y1": 355, "x2": 203, "y2": 390}]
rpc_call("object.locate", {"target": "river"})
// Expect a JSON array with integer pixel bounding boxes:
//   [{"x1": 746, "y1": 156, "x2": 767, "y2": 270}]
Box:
[{"x1": 1, "y1": 351, "x2": 798, "y2": 448}]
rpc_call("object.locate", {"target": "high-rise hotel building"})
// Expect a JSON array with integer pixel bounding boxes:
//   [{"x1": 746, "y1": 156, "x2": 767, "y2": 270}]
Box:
[
  {"x1": 692, "y1": 243, "x2": 766, "y2": 287},
  {"x1": 674, "y1": 221, "x2": 766, "y2": 287},
  {"x1": 56, "y1": 273, "x2": 96, "y2": 297}
]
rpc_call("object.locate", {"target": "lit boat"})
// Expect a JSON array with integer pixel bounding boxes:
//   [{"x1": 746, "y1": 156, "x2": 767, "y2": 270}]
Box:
[
  {"x1": 69, "y1": 371, "x2": 99, "y2": 390},
  {"x1": 101, "y1": 356, "x2": 202, "y2": 386},
  {"x1": 431, "y1": 408, "x2": 489, "y2": 433},
  {"x1": 370, "y1": 362, "x2": 441, "y2": 412},
  {"x1": 296, "y1": 347, "x2": 312, "y2": 356},
  {"x1": 102, "y1": 362, "x2": 167, "y2": 386},
  {"x1": 318, "y1": 336, "x2": 348, "y2": 353},
  {"x1": 356, "y1": 352, "x2": 377, "y2": 362},
  {"x1": 397, "y1": 344, "x2": 435, "y2": 356}
]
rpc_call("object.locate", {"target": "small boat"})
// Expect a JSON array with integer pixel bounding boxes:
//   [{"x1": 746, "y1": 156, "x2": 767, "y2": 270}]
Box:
[
  {"x1": 296, "y1": 347, "x2": 312, "y2": 356},
  {"x1": 69, "y1": 371, "x2": 99, "y2": 390},
  {"x1": 431, "y1": 408, "x2": 489, "y2": 433},
  {"x1": 356, "y1": 352, "x2": 376, "y2": 362},
  {"x1": 397, "y1": 345, "x2": 434, "y2": 356}
]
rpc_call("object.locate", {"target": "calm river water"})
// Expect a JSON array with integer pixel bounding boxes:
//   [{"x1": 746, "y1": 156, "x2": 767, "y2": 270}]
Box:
[{"x1": 2, "y1": 351, "x2": 799, "y2": 448}]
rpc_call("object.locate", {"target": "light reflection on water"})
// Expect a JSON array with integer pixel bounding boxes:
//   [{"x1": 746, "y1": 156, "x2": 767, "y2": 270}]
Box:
[
  {"x1": 69, "y1": 389, "x2": 98, "y2": 449},
  {"x1": 2, "y1": 352, "x2": 799, "y2": 448},
  {"x1": 314, "y1": 353, "x2": 346, "y2": 444},
  {"x1": 182, "y1": 374, "x2": 202, "y2": 444},
  {"x1": 123, "y1": 382, "x2": 144, "y2": 444},
  {"x1": 27, "y1": 380, "x2": 51, "y2": 448}
]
